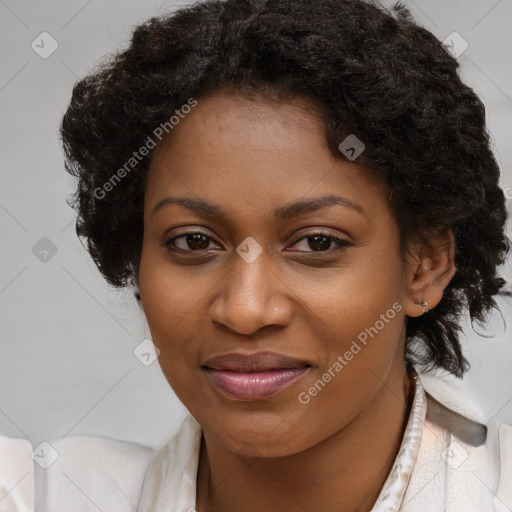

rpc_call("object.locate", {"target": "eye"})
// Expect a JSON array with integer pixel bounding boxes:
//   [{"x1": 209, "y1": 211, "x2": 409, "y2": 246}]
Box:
[
  {"x1": 287, "y1": 232, "x2": 352, "y2": 253},
  {"x1": 164, "y1": 232, "x2": 219, "y2": 252},
  {"x1": 163, "y1": 230, "x2": 352, "y2": 255}
]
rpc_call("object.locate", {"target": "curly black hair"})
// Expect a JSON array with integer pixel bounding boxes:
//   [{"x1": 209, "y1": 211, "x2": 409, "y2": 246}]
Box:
[{"x1": 60, "y1": 0, "x2": 510, "y2": 378}]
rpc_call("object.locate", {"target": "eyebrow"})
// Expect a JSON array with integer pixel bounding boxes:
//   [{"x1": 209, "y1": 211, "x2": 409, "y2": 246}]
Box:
[{"x1": 150, "y1": 194, "x2": 367, "y2": 220}]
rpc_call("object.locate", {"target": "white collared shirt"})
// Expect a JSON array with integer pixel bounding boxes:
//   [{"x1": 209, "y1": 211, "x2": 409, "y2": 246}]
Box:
[{"x1": 2, "y1": 369, "x2": 511, "y2": 511}]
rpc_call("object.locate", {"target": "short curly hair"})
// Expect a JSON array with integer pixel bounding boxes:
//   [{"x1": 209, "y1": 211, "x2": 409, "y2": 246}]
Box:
[{"x1": 60, "y1": 0, "x2": 510, "y2": 377}]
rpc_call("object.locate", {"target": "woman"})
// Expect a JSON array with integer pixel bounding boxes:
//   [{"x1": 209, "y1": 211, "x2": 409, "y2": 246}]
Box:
[{"x1": 2, "y1": 0, "x2": 511, "y2": 510}]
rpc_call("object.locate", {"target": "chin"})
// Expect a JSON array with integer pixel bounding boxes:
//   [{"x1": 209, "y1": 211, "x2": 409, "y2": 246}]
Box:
[{"x1": 204, "y1": 412, "x2": 319, "y2": 459}]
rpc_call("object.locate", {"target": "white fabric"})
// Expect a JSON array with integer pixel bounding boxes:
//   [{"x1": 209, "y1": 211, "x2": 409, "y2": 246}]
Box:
[
  {"x1": 35, "y1": 434, "x2": 153, "y2": 512},
  {"x1": 1, "y1": 369, "x2": 511, "y2": 511},
  {"x1": 0, "y1": 436, "x2": 33, "y2": 512},
  {"x1": 495, "y1": 424, "x2": 512, "y2": 512},
  {"x1": 372, "y1": 371, "x2": 427, "y2": 511},
  {"x1": 400, "y1": 372, "x2": 511, "y2": 512}
]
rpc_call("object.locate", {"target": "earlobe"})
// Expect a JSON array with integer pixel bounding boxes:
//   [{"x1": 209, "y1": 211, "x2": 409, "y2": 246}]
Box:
[
  {"x1": 413, "y1": 297, "x2": 430, "y2": 314},
  {"x1": 404, "y1": 230, "x2": 456, "y2": 318}
]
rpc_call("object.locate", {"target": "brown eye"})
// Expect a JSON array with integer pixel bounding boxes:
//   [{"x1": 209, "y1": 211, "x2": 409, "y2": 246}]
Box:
[
  {"x1": 289, "y1": 232, "x2": 352, "y2": 253},
  {"x1": 164, "y1": 232, "x2": 215, "y2": 251}
]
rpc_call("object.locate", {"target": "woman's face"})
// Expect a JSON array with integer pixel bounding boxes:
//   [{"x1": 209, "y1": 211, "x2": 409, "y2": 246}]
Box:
[{"x1": 139, "y1": 91, "x2": 411, "y2": 457}]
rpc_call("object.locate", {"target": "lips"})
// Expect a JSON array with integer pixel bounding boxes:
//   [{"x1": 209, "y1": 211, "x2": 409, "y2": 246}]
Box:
[
  {"x1": 203, "y1": 351, "x2": 310, "y2": 372},
  {"x1": 202, "y1": 351, "x2": 311, "y2": 401}
]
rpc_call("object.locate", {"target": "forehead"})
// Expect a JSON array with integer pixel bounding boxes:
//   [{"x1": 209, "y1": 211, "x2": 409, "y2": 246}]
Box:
[
  {"x1": 149, "y1": 91, "x2": 328, "y2": 167},
  {"x1": 145, "y1": 91, "x2": 390, "y2": 224}
]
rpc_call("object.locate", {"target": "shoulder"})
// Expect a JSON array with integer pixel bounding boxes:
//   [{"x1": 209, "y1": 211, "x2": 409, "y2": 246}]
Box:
[
  {"x1": 42, "y1": 433, "x2": 154, "y2": 467},
  {"x1": 35, "y1": 434, "x2": 155, "y2": 512},
  {"x1": 0, "y1": 434, "x2": 34, "y2": 512},
  {"x1": 404, "y1": 371, "x2": 512, "y2": 511}
]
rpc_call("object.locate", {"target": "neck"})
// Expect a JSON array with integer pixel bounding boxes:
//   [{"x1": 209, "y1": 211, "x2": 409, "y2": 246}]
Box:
[{"x1": 196, "y1": 363, "x2": 415, "y2": 512}]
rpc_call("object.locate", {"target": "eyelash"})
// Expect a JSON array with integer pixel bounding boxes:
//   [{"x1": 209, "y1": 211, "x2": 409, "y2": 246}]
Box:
[{"x1": 163, "y1": 231, "x2": 352, "y2": 255}]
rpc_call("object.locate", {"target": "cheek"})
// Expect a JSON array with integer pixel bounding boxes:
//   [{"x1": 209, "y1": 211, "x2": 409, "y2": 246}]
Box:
[
  {"x1": 287, "y1": 251, "x2": 406, "y2": 409},
  {"x1": 286, "y1": 245, "x2": 406, "y2": 345},
  {"x1": 290, "y1": 291, "x2": 406, "y2": 449},
  {"x1": 138, "y1": 248, "x2": 204, "y2": 361}
]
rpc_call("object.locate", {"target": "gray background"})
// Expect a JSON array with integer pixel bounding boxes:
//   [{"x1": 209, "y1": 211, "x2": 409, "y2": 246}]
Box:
[{"x1": 1, "y1": 0, "x2": 511, "y2": 450}]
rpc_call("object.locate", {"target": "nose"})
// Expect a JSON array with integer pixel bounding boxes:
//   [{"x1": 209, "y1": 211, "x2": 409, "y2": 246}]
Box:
[{"x1": 208, "y1": 249, "x2": 293, "y2": 336}]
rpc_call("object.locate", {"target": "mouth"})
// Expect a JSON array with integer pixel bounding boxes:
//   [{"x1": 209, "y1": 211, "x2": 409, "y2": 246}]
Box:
[{"x1": 202, "y1": 351, "x2": 311, "y2": 401}]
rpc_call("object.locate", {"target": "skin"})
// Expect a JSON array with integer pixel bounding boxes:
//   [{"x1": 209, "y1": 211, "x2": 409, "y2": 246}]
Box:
[{"x1": 138, "y1": 90, "x2": 456, "y2": 512}]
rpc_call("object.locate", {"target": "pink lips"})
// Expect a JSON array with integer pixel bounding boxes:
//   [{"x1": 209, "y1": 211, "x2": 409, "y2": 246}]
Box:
[{"x1": 202, "y1": 351, "x2": 310, "y2": 401}]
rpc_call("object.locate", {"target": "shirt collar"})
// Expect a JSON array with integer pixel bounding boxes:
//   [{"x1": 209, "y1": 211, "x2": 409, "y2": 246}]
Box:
[{"x1": 370, "y1": 368, "x2": 427, "y2": 511}]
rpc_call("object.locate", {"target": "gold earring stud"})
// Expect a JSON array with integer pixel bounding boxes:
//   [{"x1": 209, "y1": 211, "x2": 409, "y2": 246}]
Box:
[{"x1": 414, "y1": 298, "x2": 429, "y2": 314}]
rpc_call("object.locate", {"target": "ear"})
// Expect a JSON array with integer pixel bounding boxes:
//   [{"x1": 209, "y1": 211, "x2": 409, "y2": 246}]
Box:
[{"x1": 404, "y1": 229, "x2": 456, "y2": 318}]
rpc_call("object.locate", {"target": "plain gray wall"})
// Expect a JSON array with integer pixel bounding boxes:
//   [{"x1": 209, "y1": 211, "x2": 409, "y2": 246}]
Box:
[{"x1": 1, "y1": 0, "x2": 511, "y2": 450}]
